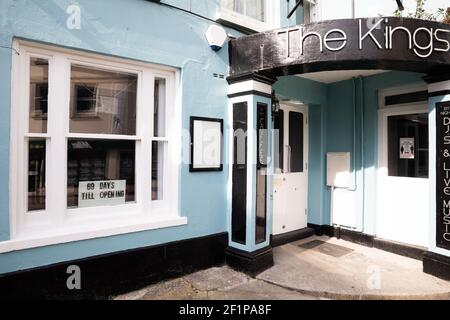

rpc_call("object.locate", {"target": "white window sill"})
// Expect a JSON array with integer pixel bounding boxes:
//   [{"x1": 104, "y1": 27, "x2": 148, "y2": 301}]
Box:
[
  {"x1": 217, "y1": 11, "x2": 270, "y2": 33},
  {"x1": 0, "y1": 215, "x2": 188, "y2": 254}
]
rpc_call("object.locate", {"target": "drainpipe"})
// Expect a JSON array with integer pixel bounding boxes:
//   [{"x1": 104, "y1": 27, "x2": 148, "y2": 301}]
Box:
[
  {"x1": 358, "y1": 76, "x2": 366, "y2": 233},
  {"x1": 332, "y1": 77, "x2": 365, "y2": 234},
  {"x1": 331, "y1": 78, "x2": 358, "y2": 235},
  {"x1": 347, "y1": 77, "x2": 366, "y2": 233},
  {"x1": 348, "y1": 76, "x2": 366, "y2": 233},
  {"x1": 344, "y1": 77, "x2": 358, "y2": 192}
]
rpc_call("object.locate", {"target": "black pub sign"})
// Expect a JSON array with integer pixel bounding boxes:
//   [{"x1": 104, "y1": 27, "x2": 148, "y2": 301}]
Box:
[{"x1": 436, "y1": 101, "x2": 450, "y2": 250}]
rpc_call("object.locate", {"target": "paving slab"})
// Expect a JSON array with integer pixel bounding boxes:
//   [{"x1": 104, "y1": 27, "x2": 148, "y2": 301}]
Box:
[
  {"x1": 207, "y1": 279, "x2": 320, "y2": 300},
  {"x1": 114, "y1": 266, "x2": 317, "y2": 300},
  {"x1": 257, "y1": 236, "x2": 450, "y2": 300},
  {"x1": 184, "y1": 266, "x2": 250, "y2": 292},
  {"x1": 115, "y1": 277, "x2": 198, "y2": 300}
]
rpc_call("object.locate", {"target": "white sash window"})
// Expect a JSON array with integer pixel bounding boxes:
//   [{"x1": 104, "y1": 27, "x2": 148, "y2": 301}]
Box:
[{"x1": 5, "y1": 41, "x2": 186, "y2": 253}]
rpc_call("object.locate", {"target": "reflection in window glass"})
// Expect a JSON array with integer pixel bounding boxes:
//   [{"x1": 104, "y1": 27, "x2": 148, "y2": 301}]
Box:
[
  {"x1": 222, "y1": 0, "x2": 265, "y2": 22},
  {"x1": 29, "y1": 58, "x2": 48, "y2": 133},
  {"x1": 152, "y1": 141, "x2": 165, "y2": 200},
  {"x1": 273, "y1": 110, "x2": 284, "y2": 172},
  {"x1": 69, "y1": 65, "x2": 137, "y2": 135},
  {"x1": 28, "y1": 139, "x2": 46, "y2": 211},
  {"x1": 67, "y1": 139, "x2": 135, "y2": 208},
  {"x1": 154, "y1": 79, "x2": 166, "y2": 137},
  {"x1": 255, "y1": 169, "x2": 267, "y2": 243},
  {"x1": 388, "y1": 113, "x2": 429, "y2": 178},
  {"x1": 289, "y1": 111, "x2": 304, "y2": 173}
]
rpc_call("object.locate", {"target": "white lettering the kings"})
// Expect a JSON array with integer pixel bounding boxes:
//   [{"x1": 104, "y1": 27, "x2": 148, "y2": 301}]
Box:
[{"x1": 297, "y1": 19, "x2": 449, "y2": 59}]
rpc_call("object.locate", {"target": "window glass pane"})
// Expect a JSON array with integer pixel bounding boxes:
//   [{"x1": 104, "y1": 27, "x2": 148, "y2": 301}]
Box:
[
  {"x1": 226, "y1": 0, "x2": 244, "y2": 14},
  {"x1": 273, "y1": 109, "x2": 284, "y2": 172},
  {"x1": 29, "y1": 58, "x2": 48, "y2": 133},
  {"x1": 152, "y1": 141, "x2": 165, "y2": 200},
  {"x1": 69, "y1": 65, "x2": 137, "y2": 135},
  {"x1": 67, "y1": 139, "x2": 135, "y2": 208},
  {"x1": 246, "y1": 0, "x2": 265, "y2": 21},
  {"x1": 28, "y1": 139, "x2": 46, "y2": 211},
  {"x1": 289, "y1": 111, "x2": 304, "y2": 173},
  {"x1": 388, "y1": 113, "x2": 429, "y2": 178},
  {"x1": 222, "y1": 0, "x2": 265, "y2": 22},
  {"x1": 154, "y1": 79, "x2": 166, "y2": 137},
  {"x1": 256, "y1": 169, "x2": 267, "y2": 243}
]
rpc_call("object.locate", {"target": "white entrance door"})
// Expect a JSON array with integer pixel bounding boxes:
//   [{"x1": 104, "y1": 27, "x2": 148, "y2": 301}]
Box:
[
  {"x1": 273, "y1": 103, "x2": 308, "y2": 235},
  {"x1": 377, "y1": 105, "x2": 429, "y2": 247}
]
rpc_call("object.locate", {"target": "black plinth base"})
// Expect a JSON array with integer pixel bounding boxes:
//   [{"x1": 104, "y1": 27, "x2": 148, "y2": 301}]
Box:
[
  {"x1": 271, "y1": 227, "x2": 315, "y2": 247},
  {"x1": 225, "y1": 246, "x2": 274, "y2": 277},
  {"x1": 423, "y1": 251, "x2": 450, "y2": 281}
]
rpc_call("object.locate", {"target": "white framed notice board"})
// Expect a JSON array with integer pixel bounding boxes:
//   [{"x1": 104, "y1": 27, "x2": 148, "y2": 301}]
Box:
[{"x1": 190, "y1": 116, "x2": 223, "y2": 172}]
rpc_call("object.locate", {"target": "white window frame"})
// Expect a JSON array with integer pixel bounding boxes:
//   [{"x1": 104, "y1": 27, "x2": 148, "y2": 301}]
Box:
[
  {"x1": 306, "y1": 0, "x2": 353, "y2": 23},
  {"x1": 217, "y1": 0, "x2": 280, "y2": 32},
  {"x1": 4, "y1": 40, "x2": 186, "y2": 253},
  {"x1": 376, "y1": 85, "x2": 429, "y2": 247}
]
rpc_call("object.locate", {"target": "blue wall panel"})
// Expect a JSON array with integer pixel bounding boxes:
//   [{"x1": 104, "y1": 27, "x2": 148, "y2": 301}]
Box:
[
  {"x1": 0, "y1": 0, "x2": 235, "y2": 274},
  {"x1": 325, "y1": 72, "x2": 426, "y2": 233}
]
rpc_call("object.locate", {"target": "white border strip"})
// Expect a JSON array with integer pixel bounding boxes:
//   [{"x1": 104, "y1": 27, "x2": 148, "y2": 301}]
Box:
[
  {"x1": 0, "y1": 216, "x2": 187, "y2": 254},
  {"x1": 429, "y1": 80, "x2": 450, "y2": 93},
  {"x1": 228, "y1": 80, "x2": 272, "y2": 96}
]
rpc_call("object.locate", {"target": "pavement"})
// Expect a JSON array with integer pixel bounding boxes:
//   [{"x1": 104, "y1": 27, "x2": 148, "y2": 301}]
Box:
[
  {"x1": 115, "y1": 236, "x2": 450, "y2": 300},
  {"x1": 115, "y1": 266, "x2": 319, "y2": 300}
]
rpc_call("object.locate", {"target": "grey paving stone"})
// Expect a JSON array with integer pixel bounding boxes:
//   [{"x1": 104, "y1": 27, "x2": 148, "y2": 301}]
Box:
[
  {"x1": 115, "y1": 236, "x2": 450, "y2": 300},
  {"x1": 185, "y1": 266, "x2": 250, "y2": 292},
  {"x1": 258, "y1": 236, "x2": 450, "y2": 300}
]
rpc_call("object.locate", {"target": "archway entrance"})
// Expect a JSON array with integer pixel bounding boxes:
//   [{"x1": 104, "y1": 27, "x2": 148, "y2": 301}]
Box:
[{"x1": 225, "y1": 16, "x2": 450, "y2": 278}]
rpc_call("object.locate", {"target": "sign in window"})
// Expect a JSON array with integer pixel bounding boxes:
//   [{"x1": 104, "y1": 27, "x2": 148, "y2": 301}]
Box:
[
  {"x1": 67, "y1": 139, "x2": 135, "y2": 208},
  {"x1": 387, "y1": 113, "x2": 428, "y2": 178},
  {"x1": 78, "y1": 180, "x2": 126, "y2": 208}
]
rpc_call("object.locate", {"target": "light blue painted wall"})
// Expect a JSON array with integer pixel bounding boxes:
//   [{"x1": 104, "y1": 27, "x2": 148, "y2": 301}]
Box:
[
  {"x1": 325, "y1": 71, "x2": 427, "y2": 234},
  {"x1": 0, "y1": 0, "x2": 14, "y2": 243},
  {"x1": 0, "y1": 0, "x2": 308, "y2": 275},
  {"x1": 0, "y1": 0, "x2": 238, "y2": 275},
  {"x1": 0, "y1": 0, "x2": 442, "y2": 275},
  {"x1": 0, "y1": 49, "x2": 11, "y2": 242},
  {"x1": 280, "y1": 0, "x2": 304, "y2": 27},
  {"x1": 273, "y1": 71, "x2": 428, "y2": 231}
]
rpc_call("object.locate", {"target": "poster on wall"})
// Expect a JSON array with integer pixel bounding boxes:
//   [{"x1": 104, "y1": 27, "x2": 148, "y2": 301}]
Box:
[
  {"x1": 190, "y1": 117, "x2": 223, "y2": 172},
  {"x1": 436, "y1": 102, "x2": 450, "y2": 250},
  {"x1": 400, "y1": 137, "x2": 415, "y2": 159}
]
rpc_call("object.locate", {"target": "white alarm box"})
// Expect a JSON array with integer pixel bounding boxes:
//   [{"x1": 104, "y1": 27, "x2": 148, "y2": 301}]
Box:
[{"x1": 326, "y1": 152, "x2": 351, "y2": 188}]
